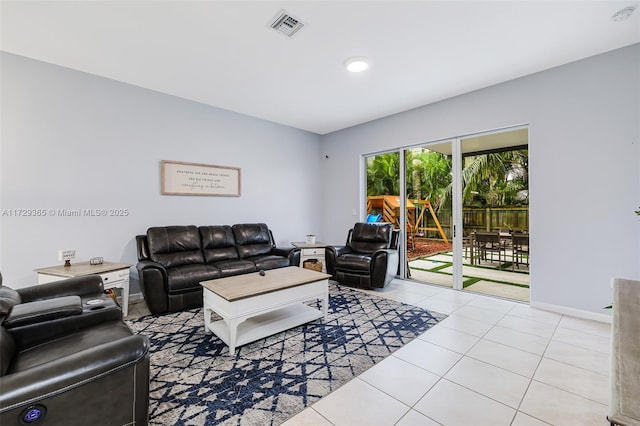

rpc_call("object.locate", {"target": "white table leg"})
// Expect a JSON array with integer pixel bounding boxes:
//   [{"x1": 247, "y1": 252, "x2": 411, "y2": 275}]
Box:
[
  {"x1": 203, "y1": 308, "x2": 213, "y2": 334},
  {"x1": 120, "y1": 277, "x2": 130, "y2": 317},
  {"x1": 225, "y1": 317, "x2": 242, "y2": 355}
]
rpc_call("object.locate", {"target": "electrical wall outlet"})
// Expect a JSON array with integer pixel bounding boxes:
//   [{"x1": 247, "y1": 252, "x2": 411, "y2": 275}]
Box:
[{"x1": 57, "y1": 249, "x2": 76, "y2": 262}]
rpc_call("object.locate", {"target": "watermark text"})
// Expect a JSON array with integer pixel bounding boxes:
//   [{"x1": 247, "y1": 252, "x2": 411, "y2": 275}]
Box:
[{"x1": 1, "y1": 208, "x2": 130, "y2": 217}]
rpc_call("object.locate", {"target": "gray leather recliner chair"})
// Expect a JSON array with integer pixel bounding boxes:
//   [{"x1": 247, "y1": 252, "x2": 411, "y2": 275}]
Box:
[
  {"x1": 0, "y1": 273, "x2": 150, "y2": 426},
  {"x1": 325, "y1": 222, "x2": 400, "y2": 289}
]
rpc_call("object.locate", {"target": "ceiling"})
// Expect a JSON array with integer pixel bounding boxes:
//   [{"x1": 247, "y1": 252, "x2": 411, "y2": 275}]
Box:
[{"x1": 1, "y1": 1, "x2": 639, "y2": 135}]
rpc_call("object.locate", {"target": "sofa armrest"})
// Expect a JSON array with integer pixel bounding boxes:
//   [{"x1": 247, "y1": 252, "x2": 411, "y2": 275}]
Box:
[
  {"x1": 136, "y1": 261, "x2": 169, "y2": 314},
  {"x1": 135, "y1": 234, "x2": 151, "y2": 261},
  {"x1": 17, "y1": 275, "x2": 104, "y2": 303},
  {"x1": 8, "y1": 297, "x2": 122, "y2": 349},
  {"x1": 0, "y1": 334, "x2": 149, "y2": 413},
  {"x1": 4, "y1": 296, "x2": 82, "y2": 328},
  {"x1": 271, "y1": 246, "x2": 301, "y2": 266},
  {"x1": 324, "y1": 245, "x2": 351, "y2": 277},
  {"x1": 370, "y1": 248, "x2": 399, "y2": 288}
]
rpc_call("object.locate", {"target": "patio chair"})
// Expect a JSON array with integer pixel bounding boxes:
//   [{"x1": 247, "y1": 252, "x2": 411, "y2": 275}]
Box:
[
  {"x1": 511, "y1": 232, "x2": 529, "y2": 271},
  {"x1": 473, "y1": 231, "x2": 506, "y2": 265},
  {"x1": 463, "y1": 234, "x2": 473, "y2": 261}
]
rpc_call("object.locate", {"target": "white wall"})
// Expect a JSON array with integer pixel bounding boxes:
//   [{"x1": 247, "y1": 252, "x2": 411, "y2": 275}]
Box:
[
  {"x1": 1, "y1": 53, "x2": 323, "y2": 287},
  {"x1": 2, "y1": 45, "x2": 639, "y2": 316},
  {"x1": 321, "y1": 44, "x2": 640, "y2": 316}
]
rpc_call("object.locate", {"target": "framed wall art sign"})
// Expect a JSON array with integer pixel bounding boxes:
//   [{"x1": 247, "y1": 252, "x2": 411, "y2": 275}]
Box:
[{"x1": 161, "y1": 160, "x2": 241, "y2": 196}]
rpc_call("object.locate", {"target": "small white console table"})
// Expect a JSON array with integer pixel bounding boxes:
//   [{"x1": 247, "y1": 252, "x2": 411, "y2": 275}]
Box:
[
  {"x1": 34, "y1": 261, "x2": 131, "y2": 316},
  {"x1": 291, "y1": 241, "x2": 327, "y2": 273}
]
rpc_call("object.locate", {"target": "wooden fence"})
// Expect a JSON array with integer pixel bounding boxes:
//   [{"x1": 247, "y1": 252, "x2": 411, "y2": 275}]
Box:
[{"x1": 419, "y1": 207, "x2": 529, "y2": 239}]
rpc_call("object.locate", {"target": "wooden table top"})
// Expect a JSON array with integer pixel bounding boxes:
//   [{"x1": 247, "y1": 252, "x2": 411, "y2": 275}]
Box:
[
  {"x1": 34, "y1": 261, "x2": 132, "y2": 277},
  {"x1": 201, "y1": 266, "x2": 331, "y2": 301},
  {"x1": 291, "y1": 241, "x2": 327, "y2": 248}
]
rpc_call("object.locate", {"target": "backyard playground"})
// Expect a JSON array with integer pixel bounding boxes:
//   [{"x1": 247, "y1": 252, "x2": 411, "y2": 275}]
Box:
[{"x1": 367, "y1": 195, "x2": 530, "y2": 302}]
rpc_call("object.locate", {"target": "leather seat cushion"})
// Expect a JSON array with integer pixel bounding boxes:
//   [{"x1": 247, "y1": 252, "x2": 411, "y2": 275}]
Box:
[
  {"x1": 166, "y1": 264, "x2": 219, "y2": 293},
  {"x1": 336, "y1": 253, "x2": 372, "y2": 272},
  {"x1": 249, "y1": 255, "x2": 291, "y2": 271},
  {"x1": 211, "y1": 259, "x2": 256, "y2": 277}
]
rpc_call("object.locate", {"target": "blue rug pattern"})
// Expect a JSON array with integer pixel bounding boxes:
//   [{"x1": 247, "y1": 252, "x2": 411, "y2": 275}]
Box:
[{"x1": 127, "y1": 283, "x2": 445, "y2": 425}]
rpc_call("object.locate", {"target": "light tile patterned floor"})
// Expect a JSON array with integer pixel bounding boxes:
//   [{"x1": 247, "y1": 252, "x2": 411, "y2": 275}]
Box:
[
  {"x1": 125, "y1": 280, "x2": 612, "y2": 426},
  {"x1": 282, "y1": 279, "x2": 611, "y2": 426}
]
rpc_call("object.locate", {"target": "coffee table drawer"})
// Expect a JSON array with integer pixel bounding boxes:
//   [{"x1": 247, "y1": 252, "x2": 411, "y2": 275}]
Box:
[{"x1": 302, "y1": 248, "x2": 324, "y2": 256}]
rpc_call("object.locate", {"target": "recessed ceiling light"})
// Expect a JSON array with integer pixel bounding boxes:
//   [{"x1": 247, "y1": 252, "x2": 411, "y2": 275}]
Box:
[
  {"x1": 345, "y1": 57, "x2": 369, "y2": 73},
  {"x1": 611, "y1": 6, "x2": 636, "y2": 22}
]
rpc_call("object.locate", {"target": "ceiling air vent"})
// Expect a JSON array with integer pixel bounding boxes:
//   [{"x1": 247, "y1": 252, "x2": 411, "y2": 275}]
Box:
[{"x1": 269, "y1": 9, "x2": 305, "y2": 38}]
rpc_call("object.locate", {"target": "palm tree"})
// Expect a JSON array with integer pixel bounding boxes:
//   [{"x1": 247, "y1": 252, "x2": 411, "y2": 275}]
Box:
[
  {"x1": 461, "y1": 149, "x2": 528, "y2": 207},
  {"x1": 366, "y1": 153, "x2": 400, "y2": 195},
  {"x1": 406, "y1": 149, "x2": 452, "y2": 209},
  {"x1": 367, "y1": 148, "x2": 528, "y2": 208}
]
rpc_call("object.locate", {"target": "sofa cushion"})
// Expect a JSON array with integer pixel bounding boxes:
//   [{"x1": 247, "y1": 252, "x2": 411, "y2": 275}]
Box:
[
  {"x1": 249, "y1": 255, "x2": 291, "y2": 271},
  {"x1": 348, "y1": 223, "x2": 392, "y2": 253},
  {"x1": 336, "y1": 254, "x2": 372, "y2": 272},
  {"x1": 147, "y1": 226, "x2": 204, "y2": 268},
  {"x1": 199, "y1": 226, "x2": 240, "y2": 264},
  {"x1": 210, "y1": 259, "x2": 257, "y2": 277},
  {"x1": 166, "y1": 264, "x2": 219, "y2": 294},
  {"x1": 232, "y1": 223, "x2": 273, "y2": 259}
]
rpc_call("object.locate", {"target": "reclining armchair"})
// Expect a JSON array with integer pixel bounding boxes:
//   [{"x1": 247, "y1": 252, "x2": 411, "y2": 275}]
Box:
[
  {"x1": 325, "y1": 222, "x2": 400, "y2": 289},
  {"x1": 0, "y1": 273, "x2": 123, "y2": 347},
  {"x1": 0, "y1": 273, "x2": 150, "y2": 425}
]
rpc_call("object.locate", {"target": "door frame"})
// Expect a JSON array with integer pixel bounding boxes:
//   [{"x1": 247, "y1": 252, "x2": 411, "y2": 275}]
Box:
[{"x1": 362, "y1": 123, "x2": 529, "y2": 294}]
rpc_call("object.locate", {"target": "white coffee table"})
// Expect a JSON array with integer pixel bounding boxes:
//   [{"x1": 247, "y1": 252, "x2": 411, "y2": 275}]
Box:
[{"x1": 201, "y1": 266, "x2": 330, "y2": 354}]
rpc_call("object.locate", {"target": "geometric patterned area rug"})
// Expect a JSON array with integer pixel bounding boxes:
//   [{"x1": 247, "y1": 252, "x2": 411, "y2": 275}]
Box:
[{"x1": 126, "y1": 283, "x2": 445, "y2": 425}]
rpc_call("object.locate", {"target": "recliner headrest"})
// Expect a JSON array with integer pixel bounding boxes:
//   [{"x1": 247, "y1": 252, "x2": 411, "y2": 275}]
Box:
[{"x1": 348, "y1": 222, "x2": 393, "y2": 253}]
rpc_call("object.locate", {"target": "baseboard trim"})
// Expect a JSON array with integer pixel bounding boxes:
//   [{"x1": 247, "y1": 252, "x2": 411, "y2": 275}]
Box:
[
  {"x1": 127, "y1": 292, "x2": 144, "y2": 303},
  {"x1": 531, "y1": 301, "x2": 612, "y2": 324}
]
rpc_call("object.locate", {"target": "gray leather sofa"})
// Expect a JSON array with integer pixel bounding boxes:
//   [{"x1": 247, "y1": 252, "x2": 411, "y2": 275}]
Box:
[{"x1": 136, "y1": 223, "x2": 301, "y2": 314}]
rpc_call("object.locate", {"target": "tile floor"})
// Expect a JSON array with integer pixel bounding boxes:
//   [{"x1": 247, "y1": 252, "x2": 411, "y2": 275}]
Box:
[{"x1": 125, "y1": 279, "x2": 612, "y2": 426}]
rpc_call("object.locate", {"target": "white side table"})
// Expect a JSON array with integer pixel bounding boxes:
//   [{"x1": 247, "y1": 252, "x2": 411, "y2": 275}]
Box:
[
  {"x1": 291, "y1": 242, "x2": 327, "y2": 273},
  {"x1": 34, "y1": 261, "x2": 131, "y2": 316}
]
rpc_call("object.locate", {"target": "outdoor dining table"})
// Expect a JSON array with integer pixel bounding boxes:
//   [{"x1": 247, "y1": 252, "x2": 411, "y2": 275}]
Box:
[{"x1": 466, "y1": 231, "x2": 512, "y2": 265}]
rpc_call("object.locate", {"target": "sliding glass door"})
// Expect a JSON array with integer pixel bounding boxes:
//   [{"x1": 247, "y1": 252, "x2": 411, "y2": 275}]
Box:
[
  {"x1": 363, "y1": 126, "x2": 529, "y2": 302},
  {"x1": 460, "y1": 129, "x2": 530, "y2": 301},
  {"x1": 403, "y1": 141, "x2": 454, "y2": 288}
]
